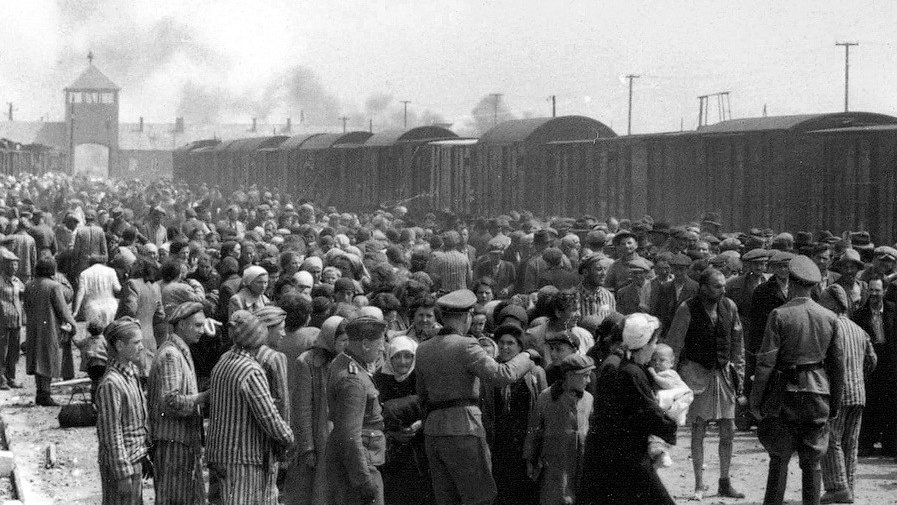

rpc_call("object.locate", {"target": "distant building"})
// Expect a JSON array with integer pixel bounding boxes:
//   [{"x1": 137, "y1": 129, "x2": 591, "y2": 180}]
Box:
[{"x1": 0, "y1": 57, "x2": 330, "y2": 180}]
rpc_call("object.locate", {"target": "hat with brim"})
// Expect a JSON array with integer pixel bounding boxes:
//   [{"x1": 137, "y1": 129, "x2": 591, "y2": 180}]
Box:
[
  {"x1": 788, "y1": 255, "x2": 822, "y2": 284},
  {"x1": 742, "y1": 248, "x2": 769, "y2": 262},
  {"x1": 835, "y1": 248, "x2": 864, "y2": 269},
  {"x1": 612, "y1": 231, "x2": 637, "y2": 245}
]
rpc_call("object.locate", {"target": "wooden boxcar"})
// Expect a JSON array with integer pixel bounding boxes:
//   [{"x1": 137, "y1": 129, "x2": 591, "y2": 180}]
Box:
[{"x1": 472, "y1": 116, "x2": 617, "y2": 216}]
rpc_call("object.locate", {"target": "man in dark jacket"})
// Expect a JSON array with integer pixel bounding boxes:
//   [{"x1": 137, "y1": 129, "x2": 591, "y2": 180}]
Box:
[
  {"x1": 854, "y1": 278, "x2": 897, "y2": 457},
  {"x1": 750, "y1": 256, "x2": 845, "y2": 505},
  {"x1": 652, "y1": 253, "x2": 698, "y2": 335}
]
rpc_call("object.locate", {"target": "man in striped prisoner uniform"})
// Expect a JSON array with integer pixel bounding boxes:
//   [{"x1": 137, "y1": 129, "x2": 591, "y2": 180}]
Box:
[
  {"x1": 96, "y1": 318, "x2": 149, "y2": 505},
  {"x1": 207, "y1": 310, "x2": 294, "y2": 505},
  {"x1": 253, "y1": 305, "x2": 291, "y2": 490},
  {"x1": 148, "y1": 302, "x2": 210, "y2": 504},
  {"x1": 820, "y1": 285, "x2": 877, "y2": 504}
]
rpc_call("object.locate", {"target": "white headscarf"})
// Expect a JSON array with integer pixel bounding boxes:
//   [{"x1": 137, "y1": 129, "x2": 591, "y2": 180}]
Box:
[{"x1": 381, "y1": 335, "x2": 418, "y2": 382}]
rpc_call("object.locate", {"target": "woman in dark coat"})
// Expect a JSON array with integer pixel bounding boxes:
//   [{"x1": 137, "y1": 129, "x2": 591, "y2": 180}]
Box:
[
  {"x1": 24, "y1": 258, "x2": 78, "y2": 406},
  {"x1": 373, "y1": 335, "x2": 431, "y2": 505},
  {"x1": 579, "y1": 313, "x2": 678, "y2": 505},
  {"x1": 482, "y1": 324, "x2": 547, "y2": 505}
]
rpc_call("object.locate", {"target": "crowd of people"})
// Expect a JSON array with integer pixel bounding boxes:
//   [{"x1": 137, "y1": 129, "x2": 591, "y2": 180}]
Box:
[{"x1": 0, "y1": 171, "x2": 893, "y2": 505}]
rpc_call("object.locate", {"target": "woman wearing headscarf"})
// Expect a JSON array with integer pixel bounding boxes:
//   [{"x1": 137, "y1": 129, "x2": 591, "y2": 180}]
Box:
[
  {"x1": 25, "y1": 257, "x2": 78, "y2": 406},
  {"x1": 373, "y1": 335, "x2": 430, "y2": 505},
  {"x1": 578, "y1": 313, "x2": 677, "y2": 505},
  {"x1": 283, "y1": 316, "x2": 349, "y2": 505},
  {"x1": 482, "y1": 324, "x2": 547, "y2": 505},
  {"x1": 228, "y1": 265, "x2": 271, "y2": 320}
]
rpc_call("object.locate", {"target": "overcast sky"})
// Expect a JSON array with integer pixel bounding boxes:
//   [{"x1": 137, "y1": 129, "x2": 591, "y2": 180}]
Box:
[{"x1": 2, "y1": 0, "x2": 895, "y2": 134}]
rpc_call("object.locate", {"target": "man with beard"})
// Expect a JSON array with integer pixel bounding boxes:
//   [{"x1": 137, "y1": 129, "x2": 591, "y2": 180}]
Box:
[{"x1": 666, "y1": 268, "x2": 745, "y2": 500}]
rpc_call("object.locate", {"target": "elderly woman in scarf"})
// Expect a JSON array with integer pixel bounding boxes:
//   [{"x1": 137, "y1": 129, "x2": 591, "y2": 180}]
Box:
[
  {"x1": 282, "y1": 316, "x2": 349, "y2": 505},
  {"x1": 373, "y1": 335, "x2": 430, "y2": 505},
  {"x1": 228, "y1": 265, "x2": 271, "y2": 320}
]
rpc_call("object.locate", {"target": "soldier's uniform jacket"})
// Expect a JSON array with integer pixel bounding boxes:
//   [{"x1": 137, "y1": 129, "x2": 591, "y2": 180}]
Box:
[
  {"x1": 751, "y1": 297, "x2": 845, "y2": 415},
  {"x1": 415, "y1": 328, "x2": 534, "y2": 438},
  {"x1": 327, "y1": 351, "x2": 385, "y2": 488}
]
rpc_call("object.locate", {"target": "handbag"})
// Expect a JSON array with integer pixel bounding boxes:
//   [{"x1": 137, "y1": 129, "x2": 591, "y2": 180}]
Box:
[{"x1": 58, "y1": 386, "x2": 98, "y2": 428}]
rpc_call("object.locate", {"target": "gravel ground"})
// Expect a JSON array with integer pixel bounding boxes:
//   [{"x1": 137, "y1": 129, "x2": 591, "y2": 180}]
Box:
[{"x1": 1, "y1": 350, "x2": 895, "y2": 504}]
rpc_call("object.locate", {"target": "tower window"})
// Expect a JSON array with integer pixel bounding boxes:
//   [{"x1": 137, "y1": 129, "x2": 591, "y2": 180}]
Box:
[{"x1": 101, "y1": 92, "x2": 114, "y2": 104}]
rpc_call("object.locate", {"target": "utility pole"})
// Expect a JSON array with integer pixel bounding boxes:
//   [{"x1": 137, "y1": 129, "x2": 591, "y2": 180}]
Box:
[
  {"x1": 625, "y1": 74, "x2": 639, "y2": 135},
  {"x1": 400, "y1": 100, "x2": 411, "y2": 128},
  {"x1": 369, "y1": 118, "x2": 373, "y2": 133},
  {"x1": 548, "y1": 95, "x2": 556, "y2": 117},
  {"x1": 836, "y1": 41, "x2": 858, "y2": 112},
  {"x1": 489, "y1": 93, "x2": 503, "y2": 126},
  {"x1": 6, "y1": 103, "x2": 13, "y2": 121},
  {"x1": 339, "y1": 116, "x2": 349, "y2": 133}
]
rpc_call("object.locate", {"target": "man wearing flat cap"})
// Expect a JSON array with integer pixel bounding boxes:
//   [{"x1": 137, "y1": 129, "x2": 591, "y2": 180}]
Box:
[
  {"x1": 615, "y1": 257, "x2": 653, "y2": 315},
  {"x1": 3, "y1": 218, "x2": 36, "y2": 283},
  {"x1": 833, "y1": 249, "x2": 869, "y2": 316},
  {"x1": 324, "y1": 316, "x2": 388, "y2": 505},
  {"x1": 416, "y1": 289, "x2": 539, "y2": 505},
  {"x1": 207, "y1": 311, "x2": 294, "y2": 504},
  {"x1": 254, "y1": 305, "x2": 291, "y2": 425},
  {"x1": 750, "y1": 251, "x2": 795, "y2": 372},
  {"x1": 751, "y1": 256, "x2": 845, "y2": 505},
  {"x1": 474, "y1": 240, "x2": 517, "y2": 298},
  {"x1": 604, "y1": 230, "x2": 643, "y2": 293},
  {"x1": 148, "y1": 302, "x2": 209, "y2": 504},
  {"x1": 0, "y1": 248, "x2": 24, "y2": 390},
  {"x1": 726, "y1": 248, "x2": 770, "y2": 410},
  {"x1": 652, "y1": 253, "x2": 698, "y2": 336}
]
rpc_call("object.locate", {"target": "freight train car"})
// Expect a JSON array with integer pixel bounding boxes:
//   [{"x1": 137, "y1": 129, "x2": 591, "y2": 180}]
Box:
[
  {"x1": 0, "y1": 140, "x2": 68, "y2": 177},
  {"x1": 542, "y1": 111, "x2": 897, "y2": 240},
  {"x1": 293, "y1": 131, "x2": 373, "y2": 206},
  {"x1": 472, "y1": 116, "x2": 617, "y2": 216},
  {"x1": 359, "y1": 126, "x2": 458, "y2": 210},
  {"x1": 172, "y1": 139, "x2": 220, "y2": 186}
]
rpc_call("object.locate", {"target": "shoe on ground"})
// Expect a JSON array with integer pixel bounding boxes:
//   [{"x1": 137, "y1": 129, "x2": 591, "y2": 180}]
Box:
[
  {"x1": 7, "y1": 379, "x2": 23, "y2": 388},
  {"x1": 820, "y1": 489, "x2": 854, "y2": 504},
  {"x1": 35, "y1": 395, "x2": 60, "y2": 407},
  {"x1": 718, "y1": 478, "x2": 745, "y2": 499}
]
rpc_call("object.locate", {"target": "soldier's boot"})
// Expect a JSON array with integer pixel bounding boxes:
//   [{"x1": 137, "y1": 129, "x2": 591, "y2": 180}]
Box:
[
  {"x1": 762, "y1": 455, "x2": 789, "y2": 505},
  {"x1": 802, "y1": 467, "x2": 823, "y2": 505}
]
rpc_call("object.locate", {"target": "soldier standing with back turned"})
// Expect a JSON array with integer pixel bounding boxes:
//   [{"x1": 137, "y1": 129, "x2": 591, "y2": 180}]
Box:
[
  {"x1": 750, "y1": 256, "x2": 845, "y2": 505},
  {"x1": 415, "y1": 289, "x2": 538, "y2": 505}
]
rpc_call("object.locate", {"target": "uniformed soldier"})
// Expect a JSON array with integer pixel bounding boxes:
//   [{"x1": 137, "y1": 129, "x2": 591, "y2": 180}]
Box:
[
  {"x1": 415, "y1": 289, "x2": 539, "y2": 505},
  {"x1": 325, "y1": 316, "x2": 388, "y2": 505},
  {"x1": 750, "y1": 255, "x2": 845, "y2": 505}
]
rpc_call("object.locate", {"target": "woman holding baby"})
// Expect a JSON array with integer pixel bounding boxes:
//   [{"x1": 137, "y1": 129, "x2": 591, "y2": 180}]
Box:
[{"x1": 578, "y1": 313, "x2": 678, "y2": 505}]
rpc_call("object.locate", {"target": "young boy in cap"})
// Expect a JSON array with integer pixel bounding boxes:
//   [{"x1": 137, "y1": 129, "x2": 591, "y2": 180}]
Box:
[{"x1": 524, "y1": 353, "x2": 594, "y2": 505}]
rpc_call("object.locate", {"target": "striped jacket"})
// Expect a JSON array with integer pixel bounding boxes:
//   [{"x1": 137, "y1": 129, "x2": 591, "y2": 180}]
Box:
[
  {"x1": 257, "y1": 344, "x2": 291, "y2": 426},
  {"x1": 207, "y1": 348, "x2": 294, "y2": 466},
  {"x1": 577, "y1": 282, "x2": 616, "y2": 321},
  {"x1": 427, "y1": 250, "x2": 471, "y2": 292},
  {"x1": 0, "y1": 273, "x2": 24, "y2": 329},
  {"x1": 147, "y1": 333, "x2": 203, "y2": 446},
  {"x1": 836, "y1": 315, "x2": 877, "y2": 405},
  {"x1": 96, "y1": 359, "x2": 148, "y2": 480}
]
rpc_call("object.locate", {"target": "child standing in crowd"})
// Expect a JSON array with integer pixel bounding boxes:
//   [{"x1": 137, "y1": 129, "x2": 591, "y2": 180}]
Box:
[
  {"x1": 647, "y1": 343, "x2": 693, "y2": 468},
  {"x1": 73, "y1": 315, "x2": 109, "y2": 402},
  {"x1": 525, "y1": 353, "x2": 595, "y2": 505}
]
